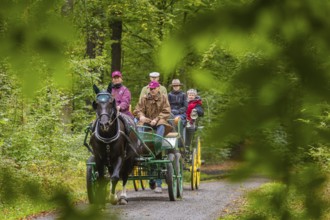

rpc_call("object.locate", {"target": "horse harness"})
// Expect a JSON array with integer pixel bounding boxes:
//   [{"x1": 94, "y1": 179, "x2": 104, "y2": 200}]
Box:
[{"x1": 93, "y1": 112, "x2": 139, "y2": 164}]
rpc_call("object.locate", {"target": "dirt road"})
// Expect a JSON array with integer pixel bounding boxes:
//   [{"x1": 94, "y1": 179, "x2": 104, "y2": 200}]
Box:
[
  {"x1": 108, "y1": 178, "x2": 267, "y2": 220},
  {"x1": 33, "y1": 177, "x2": 267, "y2": 220}
]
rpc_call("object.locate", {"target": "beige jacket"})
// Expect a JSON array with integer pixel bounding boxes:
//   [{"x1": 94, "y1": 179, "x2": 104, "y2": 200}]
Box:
[{"x1": 134, "y1": 92, "x2": 172, "y2": 135}]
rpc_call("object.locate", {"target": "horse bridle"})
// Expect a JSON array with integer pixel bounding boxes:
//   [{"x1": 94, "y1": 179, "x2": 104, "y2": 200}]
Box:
[
  {"x1": 94, "y1": 104, "x2": 121, "y2": 144},
  {"x1": 98, "y1": 112, "x2": 117, "y2": 126},
  {"x1": 95, "y1": 117, "x2": 120, "y2": 144}
]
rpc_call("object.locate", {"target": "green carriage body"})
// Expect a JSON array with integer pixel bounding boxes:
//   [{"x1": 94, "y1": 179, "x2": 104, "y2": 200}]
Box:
[{"x1": 128, "y1": 125, "x2": 183, "y2": 201}]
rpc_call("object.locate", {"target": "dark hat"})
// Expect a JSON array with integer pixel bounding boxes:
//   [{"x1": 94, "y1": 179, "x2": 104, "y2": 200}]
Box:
[
  {"x1": 170, "y1": 79, "x2": 183, "y2": 86},
  {"x1": 148, "y1": 80, "x2": 160, "y2": 89}
]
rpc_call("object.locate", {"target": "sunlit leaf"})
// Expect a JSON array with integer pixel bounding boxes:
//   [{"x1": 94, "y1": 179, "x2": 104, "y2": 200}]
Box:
[{"x1": 159, "y1": 40, "x2": 185, "y2": 76}]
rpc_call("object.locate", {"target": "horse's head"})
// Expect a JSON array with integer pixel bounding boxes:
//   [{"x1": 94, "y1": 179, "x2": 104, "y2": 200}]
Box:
[{"x1": 92, "y1": 91, "x2": 117, "y2": 132}]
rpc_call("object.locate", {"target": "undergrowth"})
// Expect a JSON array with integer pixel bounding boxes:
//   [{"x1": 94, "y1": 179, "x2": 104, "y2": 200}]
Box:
[{"x1": 220, "y1": 175, "x2": 330, "y2": 220}]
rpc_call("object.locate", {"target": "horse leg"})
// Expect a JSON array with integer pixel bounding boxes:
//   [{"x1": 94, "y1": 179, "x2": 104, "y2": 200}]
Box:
[
  {"x1": 109, "y1": 181, "x2": 118, "y2": 205},
  {"x1": 109, "y1": 156, "x2": 122, "y2": 205},
  {"x1": 119, "y1": 157, "x2": 135, "y2": 205},
  {"x1": 119, "y1": 178, "x2": 128, "y2": 205},
  {"x1": 95, "y1": 160, "x2": 107, "y2": 205}
]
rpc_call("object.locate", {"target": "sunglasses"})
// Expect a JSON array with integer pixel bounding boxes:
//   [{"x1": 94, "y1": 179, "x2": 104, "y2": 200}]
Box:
[{"x1": 150, "y1": 88, "x2": 156, "y2": 91}]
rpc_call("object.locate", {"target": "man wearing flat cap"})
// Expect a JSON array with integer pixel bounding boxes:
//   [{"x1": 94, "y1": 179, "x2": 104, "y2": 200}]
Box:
[
  {"x1": 168, "y1": 79, "x2": 187, "y2": 121},
  {"x1": 139, "y1": 72, "x2": 167, "y2": 100}
]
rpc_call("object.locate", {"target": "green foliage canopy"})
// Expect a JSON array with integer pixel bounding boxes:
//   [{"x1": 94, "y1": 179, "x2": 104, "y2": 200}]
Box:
[{"x1": 158, "y1": 0, "x2": 330, "y2": 218}]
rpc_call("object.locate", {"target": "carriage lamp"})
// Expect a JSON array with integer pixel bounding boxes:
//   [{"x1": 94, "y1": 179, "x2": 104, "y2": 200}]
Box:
[{"x1": 191, "y1": 109, "x2": 198, "y2": 120}]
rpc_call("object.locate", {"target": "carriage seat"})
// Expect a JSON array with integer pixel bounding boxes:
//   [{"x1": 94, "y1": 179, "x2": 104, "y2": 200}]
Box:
[
  {"x1": 162, "y1": 132, "x2": 180, "y2": 150},
  {"x1": 165, "y1": 132, "x2": 179, "y2": 138}
]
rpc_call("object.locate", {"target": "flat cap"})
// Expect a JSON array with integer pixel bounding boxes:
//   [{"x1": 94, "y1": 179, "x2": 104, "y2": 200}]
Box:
[{"x1": 149, "y1": 72, "x2": 160, "y2": 77}]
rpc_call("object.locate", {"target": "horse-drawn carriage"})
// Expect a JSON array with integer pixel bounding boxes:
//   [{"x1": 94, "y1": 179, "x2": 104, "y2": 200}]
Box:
[
  {"x1": 130, "y1": 114, "x2": 203, "y2": 192},
  {"x1": 83, "y1": 89, "x2": 202, "y2": 204}
]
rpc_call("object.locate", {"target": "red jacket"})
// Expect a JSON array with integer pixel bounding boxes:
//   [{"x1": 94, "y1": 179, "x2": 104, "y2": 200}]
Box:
[{"x1": 186, "y1": 97, "x2": 203, "y2": 121}]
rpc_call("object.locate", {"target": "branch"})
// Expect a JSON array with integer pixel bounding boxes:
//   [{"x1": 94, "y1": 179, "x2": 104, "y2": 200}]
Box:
[{"x1": 123, "y1": 24, "x2": 154, "y2": 48}]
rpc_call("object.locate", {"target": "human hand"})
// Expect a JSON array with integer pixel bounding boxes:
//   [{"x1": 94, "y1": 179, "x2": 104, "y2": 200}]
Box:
[
  {"x1": 172, "y1": 109, "x2": 179, "y2": 115},
  {"x1": 191, "y1": 108, "x2": 198, "y2": 119},
  {"x1": 140, "y1": 116, "x2": 146, "y2": 123},
  {"x1": 116, "y1": 106, "x2": 121, "y2": 112},
  {"x1": 150, "y1": 119, "x2": 157, "y2": 126}
]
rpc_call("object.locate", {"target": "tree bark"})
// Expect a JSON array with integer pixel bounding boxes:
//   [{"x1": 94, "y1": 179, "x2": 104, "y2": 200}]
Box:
[
  {"x1": 110, "y1": 19, "x2": 122, "y2": 72},
  {"x1": 86, "y1": 33, "x2": 97, "y2": 59}
]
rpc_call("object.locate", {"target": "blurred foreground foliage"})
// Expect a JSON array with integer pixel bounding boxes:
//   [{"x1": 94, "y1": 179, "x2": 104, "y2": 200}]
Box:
[
  {"x1": 0, "y1": 0, "x2": 329, "y2": 219},
  {"x1": 159, "y1": 0, "x2": 330, "y2": 219}
]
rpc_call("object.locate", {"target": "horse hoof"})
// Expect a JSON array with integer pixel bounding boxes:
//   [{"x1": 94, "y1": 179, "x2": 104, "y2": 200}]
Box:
[
  {"x1": 109, "y1": 194, "x2": 118, "y2": 205},
  {"x1": 110, "y1": 200, "x2": 118, "y2": 205},
  {"x1": 119, "y1": 196, "x2": 128, "y2": 205}
]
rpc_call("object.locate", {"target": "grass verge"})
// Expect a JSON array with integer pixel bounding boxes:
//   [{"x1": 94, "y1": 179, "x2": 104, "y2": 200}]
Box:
[{"x1": 220, "y1": 176, "x2": 330, "y2": 220}]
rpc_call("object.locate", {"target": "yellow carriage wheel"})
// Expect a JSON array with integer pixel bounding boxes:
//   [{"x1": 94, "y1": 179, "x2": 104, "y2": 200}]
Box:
[
  {"x1": 140, "y1": 169, "x2": 147, "y2": 190},
  {"x1": 133, "y1": 166, "x2": 147, "y2": 191},
  {"x1": 133, "y1": 166, "x2": 140, "y2": 191},
  {"x1": 195, "y1": 137, "x2": 201, "y2": 189},
  {"x1": 191, "y1": 148, "x2": 197, "y2": 190}
]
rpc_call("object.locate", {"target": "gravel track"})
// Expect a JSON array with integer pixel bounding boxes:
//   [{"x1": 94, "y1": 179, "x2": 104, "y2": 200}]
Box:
[
  {"x1": 33, "y1": 178, "x2": 267, "y2": 220},
  {"x1": 108, "y1": 178, "x2": 267, "y2": 220}
]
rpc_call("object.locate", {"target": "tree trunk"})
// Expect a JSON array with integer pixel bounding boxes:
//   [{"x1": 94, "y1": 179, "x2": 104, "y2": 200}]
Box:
[
  {"x1": 86, "y1": 33, "x2": 97, "y2": 59},
  {"x1": 86, "y1": 28, "x2": 105, "y2": 59},
  {"x1": 110, "y1": 19, "x2": 122, "y2": 73}
]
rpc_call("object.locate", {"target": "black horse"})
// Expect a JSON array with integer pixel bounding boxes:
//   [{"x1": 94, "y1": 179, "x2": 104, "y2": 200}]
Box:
[{"x1": 90, "y1": 85, "x2": 138, "y2": 205}]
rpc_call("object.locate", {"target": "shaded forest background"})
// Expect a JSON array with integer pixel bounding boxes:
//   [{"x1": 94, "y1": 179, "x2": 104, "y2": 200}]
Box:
[{"x1": 0, "y1": 0, "x2": 329, "y2": 219}]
